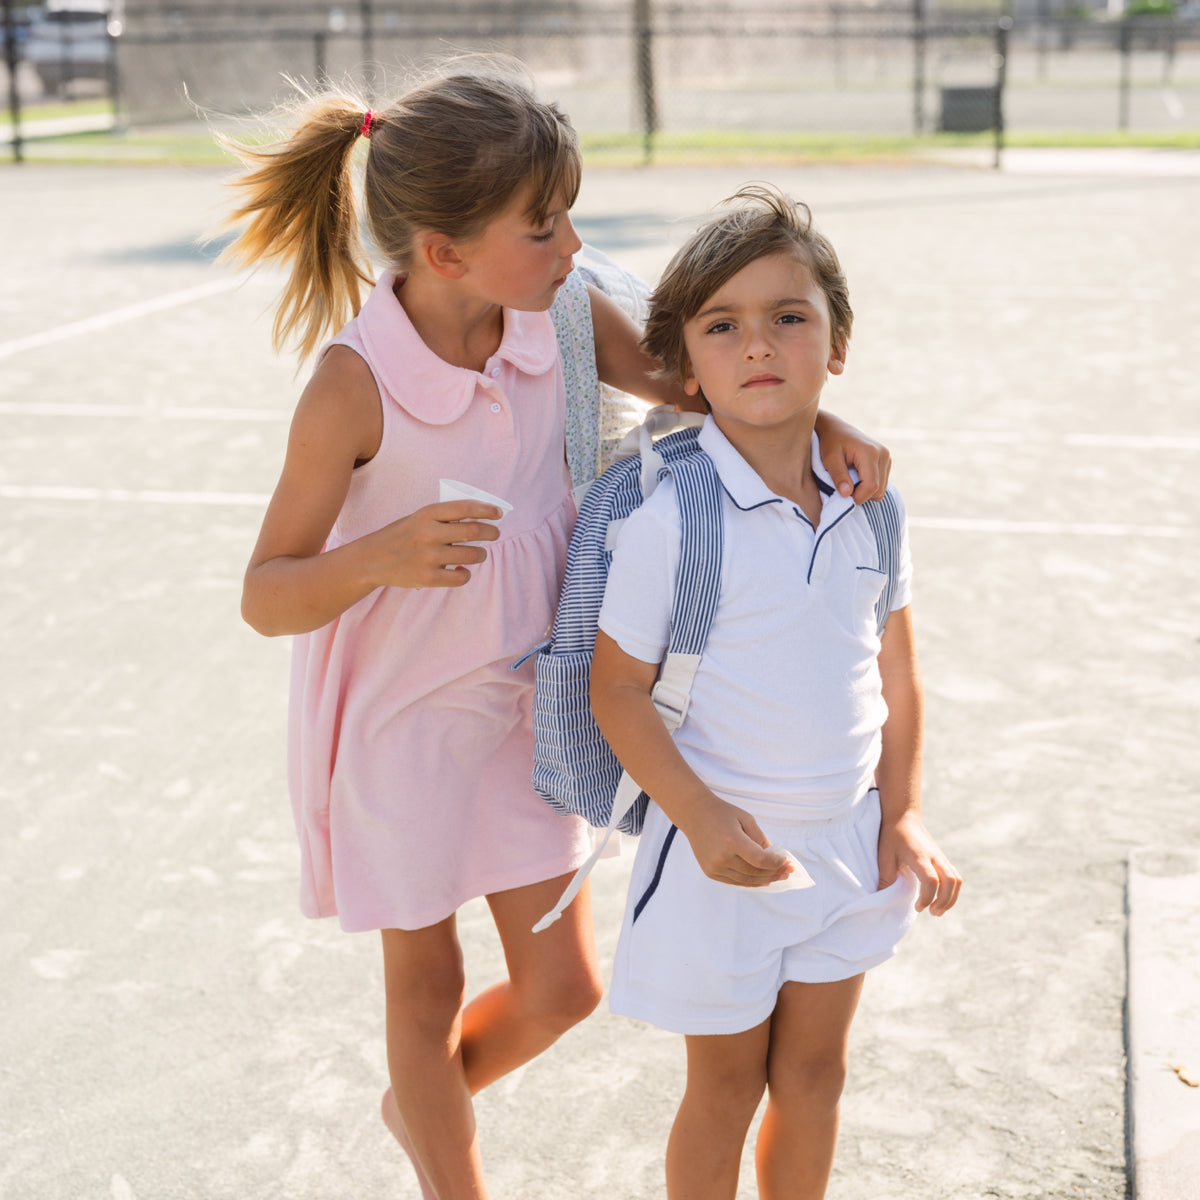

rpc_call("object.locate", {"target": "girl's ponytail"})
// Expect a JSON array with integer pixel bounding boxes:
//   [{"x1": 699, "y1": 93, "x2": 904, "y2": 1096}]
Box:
[{"x1": 219, "y1": 88, "x2": 374, "y2": 360}]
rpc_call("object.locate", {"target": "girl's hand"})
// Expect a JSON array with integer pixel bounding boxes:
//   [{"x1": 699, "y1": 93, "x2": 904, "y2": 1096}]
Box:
[
  {"x1": 680, "y1": 795, "x2": 792, "y2": 889},
  {"x1": 877, "y1": 812, "x2": 962, "y2": 916},
  {"x1": 364, "y1": 500, "x2": 503, "y2": 590},
  {"x1": 814, "y1": 410, "x2": 892, "y2": 503}
]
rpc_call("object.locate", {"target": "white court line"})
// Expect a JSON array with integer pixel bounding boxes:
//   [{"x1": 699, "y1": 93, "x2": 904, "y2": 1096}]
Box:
[
  {"x1": 0, "y1": 277, "x2": 248, "y2": 362},
  {"x1": 1, "y1": 485, "x2": 1190, "y2": 536},
  {"x1": 909, "y1": 516, "x2": 1185, "y2": 539},
  {"x1": 0, "y1": 484, "x2": 269, "y2": 507},
  {"x1": 878, "y1": 428, "x2": 1200, "y2": 452},
  {"x1": 3, "y1": 406, "x2": 1200, "y2": 454},
  {"x1": 0, "y1": 402, "x2": 288, "y2": 421}
]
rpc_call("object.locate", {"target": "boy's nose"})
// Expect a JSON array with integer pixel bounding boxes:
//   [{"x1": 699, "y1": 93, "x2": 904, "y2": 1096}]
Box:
[{"x1": 744, "y1": 327, "x2": 774, "y2": 358}]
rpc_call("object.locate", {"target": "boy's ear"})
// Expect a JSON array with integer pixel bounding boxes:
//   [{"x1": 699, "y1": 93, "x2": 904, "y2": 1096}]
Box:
[
  {"x1": 419, "y1": 233, "x2": 468, "y2": 280},
  {"x1": 827, "y1": 340, "x2": 847, "y2": 375},
  {"x1": 682, "y1": 370, "x2": 711, "y2": 413}
]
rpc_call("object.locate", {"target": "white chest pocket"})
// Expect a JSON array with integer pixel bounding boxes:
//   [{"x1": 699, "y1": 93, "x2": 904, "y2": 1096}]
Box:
[{"x1": 850, "y1": 564, "x2": 888, "y2": 637}]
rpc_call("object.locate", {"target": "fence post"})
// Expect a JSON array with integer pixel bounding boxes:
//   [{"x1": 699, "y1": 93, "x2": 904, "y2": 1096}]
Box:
[
  {"x1": 633, "y1": 0, "x2": 657, "y2": 163},
  {"x1": 314, "y1": 31, "x2": 327, "y2": 87},
  {"x1": 993, "y1": 17, "x2": 1010, "y2": 170},
  {"x1": 3, "y1": 0, "x2": 22, "y2": 163},
  {"x1": 105, "y1": 27, "x2": 119, "y2": 131},
  {"x1": 360, "y1": 0, "x2": 374, "y2": 97},
  {"x1": 912, "y1": 0, "x2": 926, "y2": 135},
  {"x1": 1117, "y1": 20, "x2": 1131, "y2": 132}
]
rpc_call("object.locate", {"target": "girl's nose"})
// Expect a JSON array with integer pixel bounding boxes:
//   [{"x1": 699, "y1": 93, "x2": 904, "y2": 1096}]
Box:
[{"x1": 561, "y1": 213, "x2": 583, "y2": 257}]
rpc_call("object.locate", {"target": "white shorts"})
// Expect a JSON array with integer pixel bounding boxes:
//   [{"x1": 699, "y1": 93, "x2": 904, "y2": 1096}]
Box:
[{"x1": 608, "y1": 789, "x2": 918, "y2": 1036}]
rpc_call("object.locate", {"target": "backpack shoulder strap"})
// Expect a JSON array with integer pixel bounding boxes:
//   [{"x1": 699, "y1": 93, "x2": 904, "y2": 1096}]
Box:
[
  {"x1": 531, "y1": 448, "x2": 724, "y2": 935},
  {"x1": 860, "y1": 488, "x2": 902, "y2": 637},
  {"x1": 650, "y1": 450, "x2": 724, "y2": 734},
  {"x1": 549, "y1": 268, "x2": 600, "y2": 492}
]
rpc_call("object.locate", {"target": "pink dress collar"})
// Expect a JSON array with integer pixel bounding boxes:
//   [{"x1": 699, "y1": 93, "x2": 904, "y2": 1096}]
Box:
[{"x1": 355, "y1": 271, "x2": 559, "y2": 426}]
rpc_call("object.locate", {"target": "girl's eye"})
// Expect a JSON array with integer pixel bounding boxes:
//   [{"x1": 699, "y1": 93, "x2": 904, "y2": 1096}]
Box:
[{"x1": 532, "y1": 230, "x2": 555, "y2": 243}]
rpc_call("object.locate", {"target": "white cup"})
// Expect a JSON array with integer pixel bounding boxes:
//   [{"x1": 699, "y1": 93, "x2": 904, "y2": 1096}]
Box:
[{"x1": 438, "y1": 479, "x2": 513, "y2": 546}]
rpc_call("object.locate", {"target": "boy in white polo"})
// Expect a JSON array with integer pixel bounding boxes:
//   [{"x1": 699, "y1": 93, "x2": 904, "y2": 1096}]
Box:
[{"x1": 590, "y1": 185, "x2": 961, "y2": 1200}]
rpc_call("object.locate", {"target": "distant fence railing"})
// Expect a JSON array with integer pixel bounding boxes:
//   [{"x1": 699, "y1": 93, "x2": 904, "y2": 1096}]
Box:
[{"x1": 5, "y1": 1, "x2": 1200, "y2": 165}]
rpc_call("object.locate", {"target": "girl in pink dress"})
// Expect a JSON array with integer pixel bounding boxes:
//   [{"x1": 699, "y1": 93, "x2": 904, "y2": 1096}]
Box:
[{"x1": 222, "y1": 67, "x2": 893, "y2": 1200}]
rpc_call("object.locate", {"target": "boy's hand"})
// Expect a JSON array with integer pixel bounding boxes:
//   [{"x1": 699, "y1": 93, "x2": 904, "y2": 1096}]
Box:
[
  {"x1": 681, "y1": 796, "x2": 792, "y2": 888},
  {"x1": 878, "y1": 812, "x2": 962, "y2": 916}
]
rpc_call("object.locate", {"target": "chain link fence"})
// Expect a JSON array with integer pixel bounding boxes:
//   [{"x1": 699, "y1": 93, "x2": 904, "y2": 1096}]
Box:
[{"x1": 4, "y1": 0, "x2": 1200, "y2": 158}]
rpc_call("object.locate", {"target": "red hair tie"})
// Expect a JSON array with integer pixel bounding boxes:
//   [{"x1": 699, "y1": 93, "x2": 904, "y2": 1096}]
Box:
[{"x1": 359, "y1": 109, "x2": 375, "y2": 139}]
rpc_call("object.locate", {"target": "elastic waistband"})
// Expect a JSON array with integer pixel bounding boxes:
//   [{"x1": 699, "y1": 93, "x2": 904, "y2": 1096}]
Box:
[{"x1": 723, "y1": 786, "x2": 878, "y2": 833}]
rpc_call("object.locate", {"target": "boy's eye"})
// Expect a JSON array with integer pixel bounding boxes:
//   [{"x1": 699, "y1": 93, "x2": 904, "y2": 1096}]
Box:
[
  {"x1": 705, "y1": 320, "x2": 735, "y2": 334},
  {"x1": 778, "y1": 313, "x2": 805, "y2": 324}
]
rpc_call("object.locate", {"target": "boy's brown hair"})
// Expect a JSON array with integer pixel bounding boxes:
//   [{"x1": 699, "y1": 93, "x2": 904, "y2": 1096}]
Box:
[{"x1": 641, "y1": 184, "x2": 853, "y2": 387}]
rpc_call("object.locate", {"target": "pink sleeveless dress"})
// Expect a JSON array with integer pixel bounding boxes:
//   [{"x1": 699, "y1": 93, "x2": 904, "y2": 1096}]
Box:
[{"x1": 287, "y1": 272, "x2": 591, "y2": 932}]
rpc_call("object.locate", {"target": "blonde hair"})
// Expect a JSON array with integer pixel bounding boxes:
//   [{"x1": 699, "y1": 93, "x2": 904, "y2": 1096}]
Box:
[
  {"x1": 641, "y1": 184, "x2": 853, "y2": 388},
  {"x1": 218, "y1": 69, "x2": 582, "y2": 360}
]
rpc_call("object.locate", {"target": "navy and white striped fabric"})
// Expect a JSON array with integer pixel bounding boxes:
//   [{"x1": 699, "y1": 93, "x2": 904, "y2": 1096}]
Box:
[
  {"x1": 860, "y1": 489, "x2": 902, "y2": 637},
  {"x1": 530, "y1": 425, "x2": 722, "y2": 837}
]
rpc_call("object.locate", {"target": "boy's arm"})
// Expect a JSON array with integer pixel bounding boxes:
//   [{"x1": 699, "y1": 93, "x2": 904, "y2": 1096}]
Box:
[
  {"x1": 876, "y1": 606, "x2": 962, "y2": 916},
  {"x1": 590, "y1": 631, "x2": 790, "y2": 887}
]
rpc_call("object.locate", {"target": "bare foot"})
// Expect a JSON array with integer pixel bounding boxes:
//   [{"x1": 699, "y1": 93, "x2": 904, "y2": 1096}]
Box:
[{"x1": 381, "y1": 1086, "x2": 438, "y2": 1200}]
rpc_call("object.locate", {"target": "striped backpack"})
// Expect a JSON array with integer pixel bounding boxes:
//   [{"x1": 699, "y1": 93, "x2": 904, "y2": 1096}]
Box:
[{"x1": 527, "y1": 254, "x2": 902, "y2": 931}]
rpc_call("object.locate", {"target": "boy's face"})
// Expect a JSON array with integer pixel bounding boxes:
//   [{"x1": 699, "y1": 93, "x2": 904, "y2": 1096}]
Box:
[{"x1": 681, "y1": 250, "x2": 844, "y2": 435}]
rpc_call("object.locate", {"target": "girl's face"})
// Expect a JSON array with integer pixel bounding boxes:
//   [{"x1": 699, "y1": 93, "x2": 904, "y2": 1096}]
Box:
[
  {"x1": 681, "y1": 250, "x2": 844, "y2": 437},
  {"x1": 456, "y1": 185, "x2": 583, "y2": 312}
]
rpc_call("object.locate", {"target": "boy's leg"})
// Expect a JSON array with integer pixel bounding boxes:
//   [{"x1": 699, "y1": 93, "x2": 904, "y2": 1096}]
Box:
[
  {"x1": 755, "y1": 975, "x2": 865, "y2": 1200},
  {"x1": 666, "y1": 1020, "x2": 772, "y2": 1200},
  {"x1": 381, "y1": 917, "x2": 489, "y2": 1200},
  {"x1": 462, "y1": 872, "x2": 604, "y2": 1091}
]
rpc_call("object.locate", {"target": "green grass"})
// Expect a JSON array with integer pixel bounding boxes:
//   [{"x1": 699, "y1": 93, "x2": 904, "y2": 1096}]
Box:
[
  {"x1": 9, "y1": 98, "x2": 113, "y2": 122},
  {"x1": 579, "y1": 127, "x2": 1200, "y2": 166},
  {"x1": 3, "y1": 120, "x2": 1199, "y2": 168}
]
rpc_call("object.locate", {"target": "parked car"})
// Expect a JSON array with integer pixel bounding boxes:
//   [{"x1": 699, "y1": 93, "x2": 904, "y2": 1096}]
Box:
[
  {"x1": 0, "y1": 9, "x2": 33, "y2": 58},
  {"x1": 23, "y1": 0, "x2": 114, "y2": 95}
]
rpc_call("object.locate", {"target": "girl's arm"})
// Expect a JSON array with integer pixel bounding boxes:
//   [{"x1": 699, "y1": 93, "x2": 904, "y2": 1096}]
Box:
[
  {"x1": 590, "y1": 631, "x2": 790, "y2": 887},
  {"x1": 588, "y1": 284, "x2": 691, "y2": 408},
  {"x1": 813, "y1": 409, "x2": 892, "y2": 502},
  {"x1": 242, "y1": 347, "x2": 503, "y2": 636},
  {"x1": 875, "y1": 606, "x2": 962, "y2": 916},
  {"x1": 587, "y1": 284, "x2": 892, "y2": 498}
]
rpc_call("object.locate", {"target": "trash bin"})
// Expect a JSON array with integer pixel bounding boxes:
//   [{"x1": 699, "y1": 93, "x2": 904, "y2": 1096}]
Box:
[{"x1": 938, "y1": 85, "x2": 998, "y2": 133}]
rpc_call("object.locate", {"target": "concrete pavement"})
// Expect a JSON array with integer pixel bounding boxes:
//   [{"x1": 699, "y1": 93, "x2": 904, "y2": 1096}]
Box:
[{"x1": 1, "y1": 153, "x2": 1198, "y2": 1199}]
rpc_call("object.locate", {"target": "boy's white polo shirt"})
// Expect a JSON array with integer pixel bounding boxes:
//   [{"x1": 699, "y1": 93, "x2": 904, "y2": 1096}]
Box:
[{"x1": 597, "y1": 416, "x2": 912, "y2": 820}]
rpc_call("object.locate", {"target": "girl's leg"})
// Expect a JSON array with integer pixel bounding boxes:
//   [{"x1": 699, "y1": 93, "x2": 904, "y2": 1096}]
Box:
[
  {"x1": 380, "y1": 874, "x2": 602, "y2": 1199},
  {"x1": 461, "y1": 872, "x2": 605, "y2": 1090},
  {"x1": 665, "y1": 1021, "x2": 772, "y2": 1200},
  {"x1": 755, "y1": 975, "x2": 864, "y2": 1200},
  {"x1": 381, "y1": 917, "x2": 488, "y2": 1200}
]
